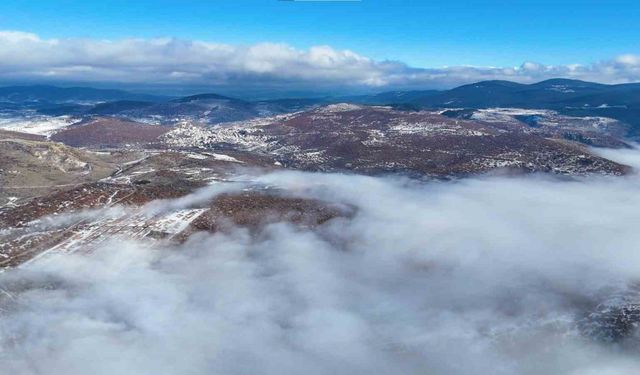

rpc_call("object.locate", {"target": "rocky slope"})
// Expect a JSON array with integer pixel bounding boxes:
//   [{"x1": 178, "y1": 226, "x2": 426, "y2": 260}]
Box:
[
  {"x1": 0, "y1": 133, "x2": 138, "y2": 205},
  {"x1": 1, "y1": 117, "x2": 639, "y2": 349},
  {"x1": 0, "y1": 103, "x2": 636, "y2": 269},
  {"x1": 162, "y1": 104, "x2": 630, "y2": 177},
  {"x1": 51, "y1": 117, "x2": 171, "y2": 148}
]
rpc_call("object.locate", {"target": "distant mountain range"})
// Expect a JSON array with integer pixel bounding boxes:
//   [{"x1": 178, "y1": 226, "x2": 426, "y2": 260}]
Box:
[
  {"x1": 0, "y1": 85, "x2": 168, "y2": 104},
  {"x1": 419, "y1": 79, "x2": 640, "y2": 108},
  {"x1": 2, "y1": 79, "x2": 640, "y2": 136},
  {"x1": 355, "y1": 79, "x2": 640, "y2": 137},
  {"x1": 3, "y1": 79, "x2": 640, "y2": 109}
]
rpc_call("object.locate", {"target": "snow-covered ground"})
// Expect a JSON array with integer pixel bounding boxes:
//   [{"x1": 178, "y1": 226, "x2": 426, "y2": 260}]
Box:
[
  {"x1": 0, "y1": 113, "x2": 79, "y2": 136},
  {"x1": 201, "y1": 152, "x2": 244, "y2": 163},
  {"x1": 470, "y1": 108, "x2": 553, "y2": 122}
]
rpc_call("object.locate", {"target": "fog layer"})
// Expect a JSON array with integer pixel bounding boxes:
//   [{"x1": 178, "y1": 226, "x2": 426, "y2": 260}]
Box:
[{"x1": 2, "y1": 155, "x2": 640, "y2": 374}]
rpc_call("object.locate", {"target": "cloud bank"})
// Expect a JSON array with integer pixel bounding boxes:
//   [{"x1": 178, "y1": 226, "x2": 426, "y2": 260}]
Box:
[
  {"x1": 1, "y1": 30, "x2": 640, "y2": 91},
  {"x1": 3, "y1": 150, "x2": 640, "y2": 374}
]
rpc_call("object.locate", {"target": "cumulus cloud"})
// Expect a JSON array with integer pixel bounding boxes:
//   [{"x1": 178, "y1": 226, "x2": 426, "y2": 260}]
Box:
[
  {"x1": 3, "y1": 148, "x2": 640, "y2": 374},
  {"x1": 1, "y1": 30, "x2": 640, "y2": 91}
]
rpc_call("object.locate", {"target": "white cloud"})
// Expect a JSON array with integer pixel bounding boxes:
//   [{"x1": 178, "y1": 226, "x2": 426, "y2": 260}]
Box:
[
  {"x1": 0, "y1": 30, "x2": 640, "y2": 91},
  {"x1": 3, "y1": 150, "x2": 640, "y2": 374}
]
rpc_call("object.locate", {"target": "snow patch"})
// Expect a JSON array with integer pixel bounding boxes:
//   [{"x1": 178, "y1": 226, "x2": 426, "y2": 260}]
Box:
[{"x1": 0, "y1": 114, "x2": 79, "y2": 136}]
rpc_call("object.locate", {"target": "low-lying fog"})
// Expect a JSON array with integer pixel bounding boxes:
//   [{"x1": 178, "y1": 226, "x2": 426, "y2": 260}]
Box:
[{"x1": 2, "y1": 147, "x2": 640, "y2": 375}]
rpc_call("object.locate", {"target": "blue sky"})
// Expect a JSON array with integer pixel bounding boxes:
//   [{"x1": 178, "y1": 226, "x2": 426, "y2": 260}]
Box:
[
  {"x1": 1, "y1": 0, "x2": 639, "y2": 68},
  {"x1": 0, "y1": 0, "x2": 640, "y2": 94}
]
